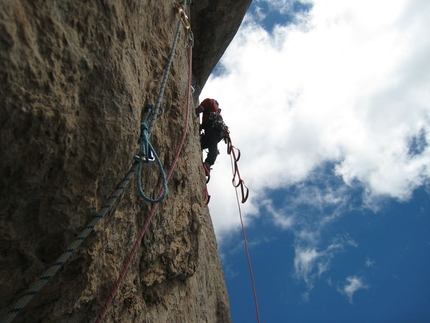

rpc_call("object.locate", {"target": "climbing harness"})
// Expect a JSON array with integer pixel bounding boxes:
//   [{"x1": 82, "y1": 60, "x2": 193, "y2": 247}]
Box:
[
  {"x1": 209, "y1": 111, "x2": 227, "y2": 133},
  {"x1": 93, "y1": 3, "x2": 194, "y2": 322}
]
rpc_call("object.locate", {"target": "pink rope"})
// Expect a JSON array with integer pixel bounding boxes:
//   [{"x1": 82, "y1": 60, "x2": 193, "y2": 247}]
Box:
[
  {"x1": 94, "y1": 43, "x2": 193, "y2": 323},
  {"x1": 228, "y1": 139, "x2": 259, "y2": 322}
]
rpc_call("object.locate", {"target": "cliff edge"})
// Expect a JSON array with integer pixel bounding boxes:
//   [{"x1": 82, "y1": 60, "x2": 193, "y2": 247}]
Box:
[{"x1": 0, "y1": 1, "x2": 251, "y2": 322}]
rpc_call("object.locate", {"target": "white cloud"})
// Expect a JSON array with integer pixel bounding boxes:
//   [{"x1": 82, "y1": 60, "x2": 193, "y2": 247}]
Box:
[
  {"x1": 262, "y1": 199, "x2": 295, "y2": 229},
  {"x1": 365, "y1": 256, "x2": 375, "y2": 267},
  {"x1": 253, "y1": 6, "x2": 267, "y2": 22},
  {"x1": 201, "y1": 0, "x2": 430, "y2": 240},
  {"x1": 293, "y1": 234, "x2": 357, "y2": 294},
  {"x1": 338, "y1": 276, "x2": 370, "y2": 303},
  {"x1": 294, "y1": 247, "x2": 320, "y2": 284},
  {"x1": 254, "y1": 0, "x2": 298, "y2": 13}
]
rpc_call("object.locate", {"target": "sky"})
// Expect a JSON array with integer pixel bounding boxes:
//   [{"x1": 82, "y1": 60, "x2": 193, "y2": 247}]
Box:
[{"x1": 199, "y1": 0, "x2": 430, "y2": 322}]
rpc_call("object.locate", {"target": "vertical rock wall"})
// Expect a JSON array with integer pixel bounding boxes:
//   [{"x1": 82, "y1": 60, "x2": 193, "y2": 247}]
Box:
[{"x1": 0, "y1": 0, "x2": 250, "y2": 322}]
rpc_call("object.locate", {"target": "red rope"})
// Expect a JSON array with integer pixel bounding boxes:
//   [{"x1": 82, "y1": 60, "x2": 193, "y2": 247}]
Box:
[
  {"x1": 227, "y1": 138, "x2": 249, "y2": 203},
  {"x1": 94, "y1": 43, "x2": 193, "y2": 323},
  {"x1": 228, "y1": 138, "x2": 259, "y2": 322},
  {"x1": 229, "y1": 153, "x2": 260, "y2": 323}
]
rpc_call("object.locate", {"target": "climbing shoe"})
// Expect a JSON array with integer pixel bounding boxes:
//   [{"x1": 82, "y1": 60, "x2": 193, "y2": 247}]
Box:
[
  {"x1": 203, "y1": 162, "x2": 211, "y2": 173},
  {"x1": 203, "y1": 162, "x2": 211, "y2": 183}
]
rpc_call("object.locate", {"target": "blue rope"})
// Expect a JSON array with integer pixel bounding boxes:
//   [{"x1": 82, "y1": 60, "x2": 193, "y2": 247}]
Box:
[
  {"x1": 1, "y1": 164, "x2": 139, "y2": 323},
  {"x1": 148, "y1": 19, "x2": 182, "y2": 135},
  {"x1": 136, "y1": 111, "x2": 168, "y2": 203},
  {"x1": 136, "y1": 139, "x2": 168, "y2": 203},
  {"x1": 139, "y1": 106, "x2": 155, "y2": 162},
  {"x1": 2, "y1": 13, "x2": 182, "y2": 323},
  {"x1": 135, "y1": 20, "x2": 183, "y2": 203}
]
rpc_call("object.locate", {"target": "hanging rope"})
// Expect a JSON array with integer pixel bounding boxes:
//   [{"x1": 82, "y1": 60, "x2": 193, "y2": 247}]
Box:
[
  {"x1": 148, "y1": 17, "x2": 182, "y2": 137},
  {"x1": 93, "y1": 6, "x2": 194, "y2": 322},
  {"x1": 2, "y1": 5, "x2": 189, "y2": 323},
  {"x1": 136, "y1": 139, "x2": 168, "y2": 203},
  {"x1": 136, "y1": 105, "x2": 168, "y2": 203},
  {"x1": 228, "y1": 146, "x2": 260, "y2": 323},
  {"x1": 135, "y1": 6, "x2": 185, "y2": 202}
]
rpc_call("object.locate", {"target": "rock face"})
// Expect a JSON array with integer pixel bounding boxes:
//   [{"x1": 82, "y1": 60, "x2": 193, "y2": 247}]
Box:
[
  {"x1": 191, "y1": 0, "x2": 253, "y2": 89},
  {"x1": 0, "y1": 1, "x2": 251, "y2": 322}
]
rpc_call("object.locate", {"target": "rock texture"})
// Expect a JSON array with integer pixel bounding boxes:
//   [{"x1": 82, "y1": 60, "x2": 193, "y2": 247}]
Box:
[{"x1": 0, "y1": 0, "x2": 251, "y2": 322}]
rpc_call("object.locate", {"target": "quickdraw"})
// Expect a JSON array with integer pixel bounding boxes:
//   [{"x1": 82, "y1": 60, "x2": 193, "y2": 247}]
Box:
[
  {"x1": 94, "y1": 5, "x2": 195, "y2": 322},
  {"x1": 2, "y1": 3, "x2": 196, "y2": 323},
  {"x1": 135, "y1": 105, "x2": 168, "y2": 204}
]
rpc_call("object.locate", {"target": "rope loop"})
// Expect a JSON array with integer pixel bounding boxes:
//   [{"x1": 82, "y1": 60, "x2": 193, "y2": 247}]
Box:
[
  {"x1": 94, "y1": 35, "x2": 195, "y2": 323},
  {"x1": 228, "y1": 134, "x2": 258, "y2": 322},
  {"x1": 237, "y1": 179, "x2": 249, "y2": 203},
  {"x1": 136, "y1": 141, "x2": 168, "y2": 203},
  {"x1": 227, "y1": 136, "x2": 249, "y2": 204},
  {"x1": 231, "y1": 146, "x2": 241, "y2": 162},
  {"x1": 3, "y1": 3, "x2": 191, "y2": 323},
  {"x1": 227, "y1": 137, "x2": 234, "y2": 155},
  {"x1": 136, "y1": 109, "x2": 168, "y2": 203}
]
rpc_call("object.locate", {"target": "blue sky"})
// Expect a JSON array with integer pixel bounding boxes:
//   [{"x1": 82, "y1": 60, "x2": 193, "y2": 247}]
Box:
[{"x1": 200, "y1": 0, "x2": 430, "y2": 322}]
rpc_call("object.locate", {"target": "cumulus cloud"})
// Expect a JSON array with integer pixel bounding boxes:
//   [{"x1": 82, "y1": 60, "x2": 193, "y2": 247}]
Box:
[
  {"x1": 338, "y1": 276, "x2": 370, "y2": 303},
  {"x1": 201, "y1": 0, "x2": 430, "y2": 241},
  {"x1": 200, "y1": 0, "x2": 430, "y2": 302}
]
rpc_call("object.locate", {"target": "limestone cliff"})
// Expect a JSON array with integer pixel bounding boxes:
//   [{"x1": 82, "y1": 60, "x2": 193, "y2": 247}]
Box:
[{"x1": 0, "y1": 1, "x2": 251, "y2": 322}]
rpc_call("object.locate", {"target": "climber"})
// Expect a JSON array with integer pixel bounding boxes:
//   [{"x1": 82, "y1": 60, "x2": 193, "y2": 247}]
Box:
[{"x1": 195, "y1": 98, "x2": 229, "y2": 173}]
